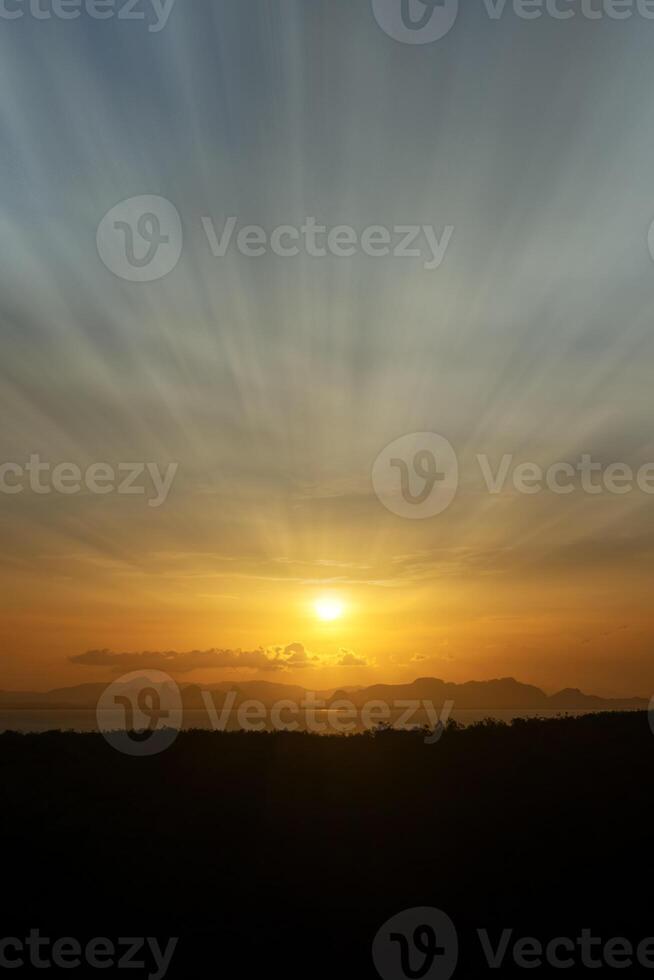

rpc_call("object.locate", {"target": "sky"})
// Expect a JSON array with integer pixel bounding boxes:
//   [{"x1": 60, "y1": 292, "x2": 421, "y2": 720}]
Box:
[{"x1": 1, "y1": 0, "x2": 654, "y2": 696}]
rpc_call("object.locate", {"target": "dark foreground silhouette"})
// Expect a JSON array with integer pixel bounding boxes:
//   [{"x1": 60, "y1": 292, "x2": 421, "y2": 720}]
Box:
[{"x1": 2, "y1": 712, "x2": 653, "y2": 977}]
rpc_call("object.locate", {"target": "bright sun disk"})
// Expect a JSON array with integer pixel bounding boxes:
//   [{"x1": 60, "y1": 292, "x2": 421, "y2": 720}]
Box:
[{"x1": 314, "y1": 597, "x2": 344, "y2": 622}]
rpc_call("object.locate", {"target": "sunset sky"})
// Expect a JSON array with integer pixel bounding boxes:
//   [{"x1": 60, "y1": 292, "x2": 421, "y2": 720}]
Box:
[{"x1": 1, "y1": 1, "x2": 654, "y2": 696}]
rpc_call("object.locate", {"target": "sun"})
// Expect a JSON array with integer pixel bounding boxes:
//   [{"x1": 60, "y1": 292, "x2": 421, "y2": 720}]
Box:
[{"x1": 314, "y1": 597, "x2": 344, "y2": 622}]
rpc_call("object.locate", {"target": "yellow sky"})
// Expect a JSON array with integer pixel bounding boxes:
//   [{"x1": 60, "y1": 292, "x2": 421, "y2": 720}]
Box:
[{"x1": 2, "y1": 3, "x2": 654, "y2": 698}]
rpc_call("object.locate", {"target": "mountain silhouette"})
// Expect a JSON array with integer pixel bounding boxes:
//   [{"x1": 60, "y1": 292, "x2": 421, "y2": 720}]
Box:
[{"x1": 0, "y1": 675, "x2": 647, "y2": 711}]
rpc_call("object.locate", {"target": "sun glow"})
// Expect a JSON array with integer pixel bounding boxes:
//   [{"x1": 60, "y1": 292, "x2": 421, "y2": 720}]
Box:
[{"x1": 314, "y1": 597, "x2": 344, "y2": 622}]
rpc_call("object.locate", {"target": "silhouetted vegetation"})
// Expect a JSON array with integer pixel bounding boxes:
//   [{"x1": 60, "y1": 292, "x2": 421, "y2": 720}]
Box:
[{"x1": 2, "y1": 712, "x2": 653, "y2": 976}]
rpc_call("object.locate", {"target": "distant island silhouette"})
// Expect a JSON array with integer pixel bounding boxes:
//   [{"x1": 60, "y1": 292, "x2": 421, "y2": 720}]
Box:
[{"x1": 0, "y1": 675, "x2": 647, "y2": 711}]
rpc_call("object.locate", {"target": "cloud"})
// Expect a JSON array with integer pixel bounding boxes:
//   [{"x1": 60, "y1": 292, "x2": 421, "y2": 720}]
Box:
[
  {"x1": 71, "y1": 647, "x2": 281, "y2": 674},
  {"x1": 70, "y1": 642, "x2": 330, "y2": 674},
  {"x1": 266, "y1": 643, "x2": 322, "y2": 670},
  {"x1": 281, "y1": 642, "x2": 309, "y2": 664},
  {"x1": 389, "y1": 650, "x2": 454, "y2": 667},
  {"x1": 337, "y1": 649, "x2": 370, "y2": 668},
  {"x1": 71, "y1": 642, "x2": 376, "y2": 674}
]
